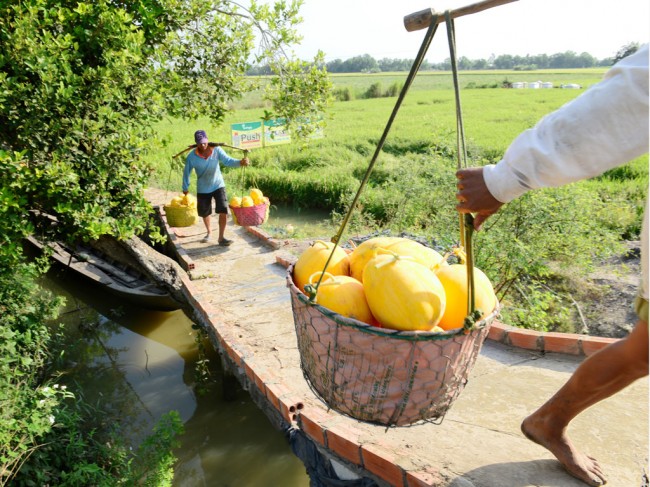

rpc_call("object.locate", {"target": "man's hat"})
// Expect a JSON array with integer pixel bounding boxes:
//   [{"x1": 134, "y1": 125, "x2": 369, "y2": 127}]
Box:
[{"x1": 194, "y1": 130, "x2": 208, "y2": 144}]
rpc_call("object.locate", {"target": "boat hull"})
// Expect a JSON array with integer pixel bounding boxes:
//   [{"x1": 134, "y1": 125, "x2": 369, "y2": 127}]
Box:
[{"x1": 26, "y1": 236, "x2": 182, "y2": 312}]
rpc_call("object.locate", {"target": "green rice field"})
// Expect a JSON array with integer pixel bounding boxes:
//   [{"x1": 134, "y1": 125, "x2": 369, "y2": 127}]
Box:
[{"x1": 148, "y1": 68, "x2": 647, "y2": 333}]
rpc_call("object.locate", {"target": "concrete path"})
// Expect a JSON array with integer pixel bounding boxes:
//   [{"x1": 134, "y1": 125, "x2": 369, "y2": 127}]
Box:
[{"x1": 147, "y1": 188, "x2": 648, "y2": 487}]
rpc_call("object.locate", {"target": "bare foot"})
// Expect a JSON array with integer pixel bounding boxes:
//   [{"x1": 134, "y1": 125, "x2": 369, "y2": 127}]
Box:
[{"x1": 521, "y1": 415, "x2": 607, "y2": 486}]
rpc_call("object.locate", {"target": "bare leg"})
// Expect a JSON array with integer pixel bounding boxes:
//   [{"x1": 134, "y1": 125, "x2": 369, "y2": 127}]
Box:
[
  {"x1": 522, "y1": 320, "x2": 649, "y2": 486},
  {"x1": 217, "y1": 213, "x2": 227, "y2": 241},
  {"x1": 202, "y1": 215, "x2": 211, "y2": 238}
]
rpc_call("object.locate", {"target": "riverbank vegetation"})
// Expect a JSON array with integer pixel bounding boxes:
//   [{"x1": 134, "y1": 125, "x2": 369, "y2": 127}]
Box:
[
  {"x1": 151, "y1": 68, "x2": 647, "y2": 335},
  {"x1": 0, "y1": 1, "x2": 329, "y2": 483},
  {"x1": 0, "y1": 258, "x2": 183, "y2": 485}
]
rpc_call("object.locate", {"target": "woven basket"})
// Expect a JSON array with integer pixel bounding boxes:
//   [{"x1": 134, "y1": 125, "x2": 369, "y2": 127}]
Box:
[
  {"x1": 164, "y1": 205, "x2": 198, "y2": 227},
  {"x1": 230, "y1": 202, "x2": 269, "y2": 227},
  {"x1": 287, "y1": 264, "x2": 497, "y2": 426}
]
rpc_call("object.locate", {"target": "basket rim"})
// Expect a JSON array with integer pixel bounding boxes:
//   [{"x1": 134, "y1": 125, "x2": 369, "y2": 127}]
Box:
[
  {"x1": 163, "y1": 205, "x2": 197, "y2": 212},
  {"x1": 287, "y1": 263, "x2": 498, "y2": 342}
]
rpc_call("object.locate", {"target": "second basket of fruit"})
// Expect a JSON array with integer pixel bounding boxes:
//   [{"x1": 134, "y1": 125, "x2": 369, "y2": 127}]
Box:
[
  {"x1": 229, "y1": 188, "x2": 270, "y2": 227},
  {"x1": 163, "y1": 193, "x2": 198, "y2": 227}
]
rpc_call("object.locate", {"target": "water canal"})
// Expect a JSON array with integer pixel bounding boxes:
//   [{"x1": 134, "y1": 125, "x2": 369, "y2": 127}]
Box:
[
  {"x1": 41, "y1": 263, "x2": 310, "y2": 486},
  {"x1": 263, "y1": 203, "x2": 337, "y2": 239}
]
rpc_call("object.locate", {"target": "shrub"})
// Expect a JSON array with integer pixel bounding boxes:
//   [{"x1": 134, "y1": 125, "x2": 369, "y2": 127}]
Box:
[
  {"x1": 364, "y1": 82, "x2": 384, "y2": 99},
  {"x1": 333, "y1": 87, "x2": 354, "y2": 101},
  {"x1": 384, "y1": 81, "x2": 404, "y2": 97}
]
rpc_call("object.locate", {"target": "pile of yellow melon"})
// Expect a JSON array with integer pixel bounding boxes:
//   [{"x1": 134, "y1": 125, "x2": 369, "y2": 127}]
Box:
[
  {"x1": 169, "y1": 193, "x2": 197, "y2": 208},
  {"x1": 293, "y1": 236, "x2": 497, "y2": 332},
  {"x1": 229, "y1": 188, "x2": 269, "y2": 209}
]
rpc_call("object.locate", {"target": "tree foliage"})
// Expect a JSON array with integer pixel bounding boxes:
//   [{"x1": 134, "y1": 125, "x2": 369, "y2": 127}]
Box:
[
  {"x1": 0, "y1": 0, "x2": 330, "y2": 257},
  {"x1": 613, "y1": 42, "x2": 640, "y2": 64},
  {"x1": 301, "y1": 45, "x2": 634, "y2": 74},
  {"x1": 0, "y1": 2, "x2": 329, "y2": 479}
]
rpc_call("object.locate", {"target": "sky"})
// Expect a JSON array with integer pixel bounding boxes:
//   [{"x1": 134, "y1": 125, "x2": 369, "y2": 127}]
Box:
[{"x1": 288, "y1": 0, "x2": 650, "y2": 63}]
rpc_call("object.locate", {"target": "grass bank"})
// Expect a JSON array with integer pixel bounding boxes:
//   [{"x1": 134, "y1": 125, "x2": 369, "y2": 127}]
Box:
[{"x1": 147, "y1": 69, "x2": 647, "y2": 333}]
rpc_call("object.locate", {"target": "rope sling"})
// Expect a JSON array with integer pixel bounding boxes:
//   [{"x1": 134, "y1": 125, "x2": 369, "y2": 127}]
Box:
[
  {"x1": 286, "y1": 4, "x2": 513, "y2": 425},
  {"x1": 310, "y1": 11, "x2": 481, "y2": 330}
]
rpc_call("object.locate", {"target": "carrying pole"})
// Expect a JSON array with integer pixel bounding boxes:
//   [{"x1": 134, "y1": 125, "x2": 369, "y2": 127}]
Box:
[{"x1": 404, "y1": 0, "x2": 518, "y2": 32}]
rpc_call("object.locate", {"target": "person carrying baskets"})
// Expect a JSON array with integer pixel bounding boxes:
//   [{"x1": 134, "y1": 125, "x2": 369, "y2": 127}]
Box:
[
  {"x1": 182, "y1": 130, "x2": 249, "y2": 245},
  {"x1": 456, "y1": 44, "x2": 648, "y2": 487}
]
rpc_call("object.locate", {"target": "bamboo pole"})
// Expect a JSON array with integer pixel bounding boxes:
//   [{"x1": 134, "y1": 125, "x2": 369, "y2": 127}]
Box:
[{"x1": 404, "y1": 0, "x2": 518, "y2": 32}]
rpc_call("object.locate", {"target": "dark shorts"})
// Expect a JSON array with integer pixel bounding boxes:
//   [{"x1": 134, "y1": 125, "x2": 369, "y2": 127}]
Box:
[{"x1": 197, "y1": 187, "x2": 228, "y2": 217}]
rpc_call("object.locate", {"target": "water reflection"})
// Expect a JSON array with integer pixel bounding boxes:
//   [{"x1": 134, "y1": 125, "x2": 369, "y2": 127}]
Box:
[{"x1": 41, "y1": 264, "x2": 309, "y2": 486}]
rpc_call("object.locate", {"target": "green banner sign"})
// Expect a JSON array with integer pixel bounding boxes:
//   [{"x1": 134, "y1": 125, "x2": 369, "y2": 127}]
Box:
[
  {"x1": 263, "y1": 118, "x2": 291, "y2": 147},
  {"x1": 230, "y1": 121, "x2": 263, "y2": 149},
  {"x1": 231, "y1": 118, "x2": 324, "y2": 148}
]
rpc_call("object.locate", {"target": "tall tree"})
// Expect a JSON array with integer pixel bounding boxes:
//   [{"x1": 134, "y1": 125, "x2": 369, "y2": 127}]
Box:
[
  {"x1": 0, "y1": 0, "x2": 330, "y2": 258},
  {"x1": 613, "y1": 42, "x2": 640, "y2": 63}
]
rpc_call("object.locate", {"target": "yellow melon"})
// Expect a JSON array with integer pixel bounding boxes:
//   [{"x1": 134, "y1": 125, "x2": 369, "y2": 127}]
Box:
[
  {"x1": 308, "y1": 272, "x2": 374, "y2": 325},
  {"x1": 349, "y1": 236, "x2": 446, "y2": 282},
  {"x1": 435, "y1": 264, "x2": 497, "y2": 331},
  {"x1": 170, "y1": 196, "x2": 184, "y2": 207},
  {"x1": 348, "y1": 236, "x2": 403, "y2": 281},
  {"x1": 241, "y1": 196, "x2": 254, "y2": 207},
  {"x1": 363, "y1": 253, "x2": 446, "y2": 331},
  {"x1": 293, "y1": 240, "x2": 350, "y2": 293},
  {"x1": 250, "y1": 188, "x2": 264, "y2": 205},
  {"x1": 229, "y1": 196, "x2": 242, "y2": 208},
  {"x1": 184, "y1": 194, "x2": 197, "y2": 208},
  {"x1": 387, "y1": 239, "x2": 446, "y2": 271}
]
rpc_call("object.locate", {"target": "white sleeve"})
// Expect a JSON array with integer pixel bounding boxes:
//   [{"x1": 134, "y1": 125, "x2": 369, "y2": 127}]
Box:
[{"x1": 484, "y1": 44, "x2": 649, "y2": 204}]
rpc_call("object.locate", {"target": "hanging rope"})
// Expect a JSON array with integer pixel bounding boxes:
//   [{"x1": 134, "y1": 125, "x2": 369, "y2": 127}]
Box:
[
  {"x1": 307, "y1": 16, "x2": 441, "y2": 298},
  {"x1": 331, "y1": 16, "x2": 440, "y2": 246},
  {"x1": 444, "y1": 11, "x2": 477, "y2": 322},
  {"x1": 237, "y1": 149, "x2": 250, "y2": 200}
]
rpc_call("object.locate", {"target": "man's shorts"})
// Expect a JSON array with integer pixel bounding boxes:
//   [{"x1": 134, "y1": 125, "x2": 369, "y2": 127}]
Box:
[{"x1": 197, "y1": 187, "x2": 228, "y2": 217}]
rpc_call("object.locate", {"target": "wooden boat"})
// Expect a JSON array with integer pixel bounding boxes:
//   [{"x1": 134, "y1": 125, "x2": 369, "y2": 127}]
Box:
[{"x1": 26, "y1": 236, "x2": 182, "y2": 312}]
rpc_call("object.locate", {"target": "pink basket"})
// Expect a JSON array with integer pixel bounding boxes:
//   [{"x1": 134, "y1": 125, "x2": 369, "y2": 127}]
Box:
[{"x1": 230, "y1": 202, "x2": 269, "y2": 227}]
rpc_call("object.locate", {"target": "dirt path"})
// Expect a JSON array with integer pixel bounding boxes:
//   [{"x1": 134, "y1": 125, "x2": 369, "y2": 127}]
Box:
[{"x1": 580, "y1": 241, "x2": 641, "y2": 337}]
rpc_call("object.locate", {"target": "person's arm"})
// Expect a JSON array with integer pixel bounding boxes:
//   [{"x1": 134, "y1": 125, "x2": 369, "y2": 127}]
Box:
[
  {"x1": 485, "y1": 44, "x2": 648, "y2": 204},
  {"x1": 215, "y1": 146, "x2": 246, "y2": 167},
  {"x1": 182, "y1": 155, "x2": 193, "y2": 193},
  {"x1": 458, "y1": 44, "x2": 649, "y2": 229}
]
